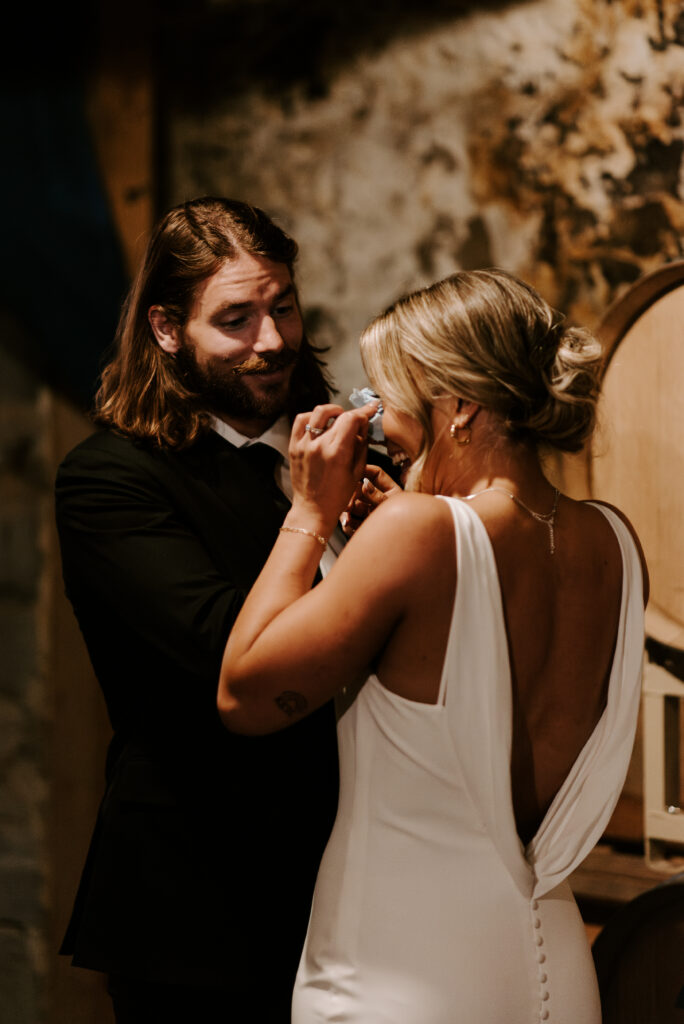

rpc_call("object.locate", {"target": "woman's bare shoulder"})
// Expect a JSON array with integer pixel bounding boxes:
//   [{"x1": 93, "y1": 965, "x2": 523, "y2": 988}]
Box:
[
  {"x1": 359, "y1": 490, "x2": 453, "y2": 536},
  {"x1": 343, "y1": 491, "x2": 455, "y2": 571}
]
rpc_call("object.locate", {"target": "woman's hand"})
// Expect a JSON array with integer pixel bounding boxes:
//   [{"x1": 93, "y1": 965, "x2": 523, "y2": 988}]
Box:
[
  {"x1": 340, "y1": 464, "x2": 402, "y2": 536},
  {"x1": 288, "y1": 402, "x2": 377, "y2": 538}
]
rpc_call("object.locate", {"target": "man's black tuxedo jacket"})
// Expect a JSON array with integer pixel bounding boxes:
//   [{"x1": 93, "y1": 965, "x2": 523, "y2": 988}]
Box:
[{"x1": 55, "y1": 428, "x2": 339, "y2": 991}]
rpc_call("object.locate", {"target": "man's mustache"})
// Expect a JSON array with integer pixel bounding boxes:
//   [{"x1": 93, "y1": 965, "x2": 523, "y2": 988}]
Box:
[{"x1": 231, "y1": 352, "x2": 298, "y2": 376}]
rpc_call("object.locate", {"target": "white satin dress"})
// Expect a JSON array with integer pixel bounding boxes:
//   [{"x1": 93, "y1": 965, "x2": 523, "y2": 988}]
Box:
[{"x1": 292, "y1": 498, "x2": 645, "y2": 1024}]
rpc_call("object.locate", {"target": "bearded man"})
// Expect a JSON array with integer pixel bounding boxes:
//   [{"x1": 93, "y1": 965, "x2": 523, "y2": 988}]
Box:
[{"x1": 56, "y1": 198, "x2": 341, "y2": 1023}]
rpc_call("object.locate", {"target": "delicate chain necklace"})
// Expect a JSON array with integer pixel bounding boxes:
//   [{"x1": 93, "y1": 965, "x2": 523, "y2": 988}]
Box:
[{"x1": 463, "y1": 486, "x2": 560, "y2": 555}]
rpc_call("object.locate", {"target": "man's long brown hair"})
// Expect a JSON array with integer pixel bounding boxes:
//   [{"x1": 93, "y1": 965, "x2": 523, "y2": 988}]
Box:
[{"x1": 94, "y1": 197, "x2": 334, "y2": 447}]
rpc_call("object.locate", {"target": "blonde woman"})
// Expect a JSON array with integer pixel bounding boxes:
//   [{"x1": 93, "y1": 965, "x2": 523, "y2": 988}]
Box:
[{"x1": 217, "y1": 270, "x2": 647, "y2": 1024}]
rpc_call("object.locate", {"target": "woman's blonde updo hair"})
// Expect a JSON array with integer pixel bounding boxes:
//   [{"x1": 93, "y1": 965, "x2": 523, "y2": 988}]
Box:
[{"x1": 360, "y1": 269, "x2": 603, "y2": 488}]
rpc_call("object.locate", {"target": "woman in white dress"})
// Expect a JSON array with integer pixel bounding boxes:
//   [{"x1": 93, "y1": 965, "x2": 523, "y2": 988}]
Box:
[{"x1": 217, "y1": 269, "x2": 647, "y2": 1024}]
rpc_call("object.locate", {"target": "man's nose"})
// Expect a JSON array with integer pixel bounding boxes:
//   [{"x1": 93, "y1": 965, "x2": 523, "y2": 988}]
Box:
[{"x1": 254, "y1": 315, "x2": 285, "y2": 353}]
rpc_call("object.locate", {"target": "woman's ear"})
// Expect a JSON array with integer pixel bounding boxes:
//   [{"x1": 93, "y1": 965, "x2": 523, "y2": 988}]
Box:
[
  {"x1": 436, "y1": 395, "x2": 480, "y2": 429},
  {"x1": 148, "y1": 306, "x2": 181, "y2": 355},
  {"x1": 452, "y1": 397, "x2": 480, "y2": 428}
]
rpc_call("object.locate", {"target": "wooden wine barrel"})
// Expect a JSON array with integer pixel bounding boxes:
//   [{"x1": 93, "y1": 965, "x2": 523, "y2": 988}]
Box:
[{"x1": 586, "y1": 261, "x2": 684, "y2": 843}]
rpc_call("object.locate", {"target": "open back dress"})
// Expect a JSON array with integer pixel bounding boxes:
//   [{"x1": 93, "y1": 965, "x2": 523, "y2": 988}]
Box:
[{"x1": 292, "y1": 497, "x2": 645, "y2": 1023}]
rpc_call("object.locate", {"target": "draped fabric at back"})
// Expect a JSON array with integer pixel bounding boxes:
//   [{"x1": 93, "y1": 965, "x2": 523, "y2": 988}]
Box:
[{"x1": 437, "y1": 497, "x2": 645, "y2": 899}]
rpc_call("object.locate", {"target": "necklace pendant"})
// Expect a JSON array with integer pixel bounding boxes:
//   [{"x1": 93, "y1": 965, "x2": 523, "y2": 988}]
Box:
[{"x1": 462, "y1": 485, "x2": 560, "y2": 555}]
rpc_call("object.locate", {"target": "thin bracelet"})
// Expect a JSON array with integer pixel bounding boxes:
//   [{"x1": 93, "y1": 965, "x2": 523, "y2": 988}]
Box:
[{"x1": 279, "y1": 526, "x2": 328, "y2": 549}]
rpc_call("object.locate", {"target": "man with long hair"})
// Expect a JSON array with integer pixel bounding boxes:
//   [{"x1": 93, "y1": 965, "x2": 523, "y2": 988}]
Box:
[{"x1": 56, "y1": 198, "x2": 340, "y2": 1022}]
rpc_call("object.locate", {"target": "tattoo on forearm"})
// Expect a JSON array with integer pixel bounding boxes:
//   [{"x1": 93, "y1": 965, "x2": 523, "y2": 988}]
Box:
[{"x1": 275, "y1": 691, "x2": 308, "y2": 717}]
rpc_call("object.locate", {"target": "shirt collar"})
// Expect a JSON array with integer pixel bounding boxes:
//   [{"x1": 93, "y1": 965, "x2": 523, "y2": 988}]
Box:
[{"x1": 211, "y1": 415, "x2": 291, "y2": 462}]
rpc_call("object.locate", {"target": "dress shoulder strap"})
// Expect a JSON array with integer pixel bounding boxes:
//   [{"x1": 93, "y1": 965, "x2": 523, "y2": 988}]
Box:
[
  {"x1": 526, "y1": 500, "x2": 645, "y2": 896},
  {"x1": 436, "y1": 496, "x2": 534, "y2": 894},
  {"x1": 434, "y1": 496, "x2": 507, "y2": 706}
]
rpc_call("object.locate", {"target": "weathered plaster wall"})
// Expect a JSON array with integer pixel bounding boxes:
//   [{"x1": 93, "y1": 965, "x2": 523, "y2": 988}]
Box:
[{"x1": 167, "y1": 0, "x2": 684, "y2": 395}]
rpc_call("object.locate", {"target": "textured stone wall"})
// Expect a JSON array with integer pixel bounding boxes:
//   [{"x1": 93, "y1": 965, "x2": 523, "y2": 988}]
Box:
[
  {"x1": 167, "y1": 0, "x2": 684, "y2": 395},
  {"x1": 0, "y1": 324, "x2": 50, "y2": 1023}
]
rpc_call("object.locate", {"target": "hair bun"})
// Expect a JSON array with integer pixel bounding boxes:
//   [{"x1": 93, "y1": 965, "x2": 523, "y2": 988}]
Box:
[{"x1": 520, "y1": 325, "x2": 603, "y2": 453}]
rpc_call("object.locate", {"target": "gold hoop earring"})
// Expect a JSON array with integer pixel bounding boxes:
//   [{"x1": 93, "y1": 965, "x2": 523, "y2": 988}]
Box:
[{"x1": 450, "y1": 423, "x2": 471, "y2": 446}]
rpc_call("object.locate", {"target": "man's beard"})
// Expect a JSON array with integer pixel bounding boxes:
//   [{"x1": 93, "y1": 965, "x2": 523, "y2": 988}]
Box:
[{"x1": 175, "y1": 343, "x2": 299, "y2": 421}]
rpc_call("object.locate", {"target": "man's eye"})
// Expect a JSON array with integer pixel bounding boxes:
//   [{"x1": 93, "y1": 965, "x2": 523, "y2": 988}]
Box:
[
  {"x1": 273, "y1": 303, "x2": 295, "y2": 317},
  {"x1": 221, "y1": 317, "x2": 247, "y2": 329}
]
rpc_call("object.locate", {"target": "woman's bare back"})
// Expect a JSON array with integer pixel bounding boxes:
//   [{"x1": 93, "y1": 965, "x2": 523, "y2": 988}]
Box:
[
  {"x1": 494, "y1": 498, "x2": 629, "y2": 843},
  {"x1": 374, "y1": 493, "x2": 643, "y2": 845}
]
